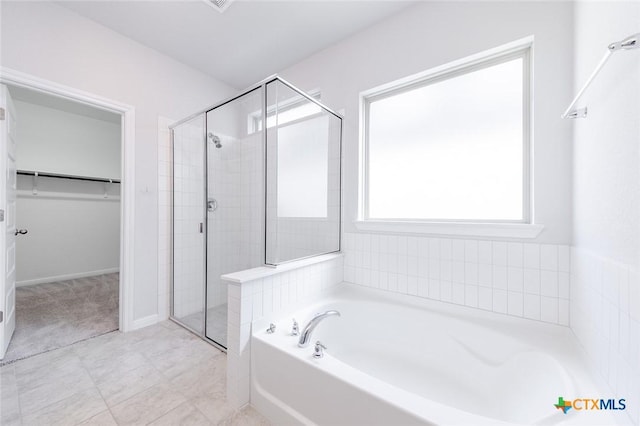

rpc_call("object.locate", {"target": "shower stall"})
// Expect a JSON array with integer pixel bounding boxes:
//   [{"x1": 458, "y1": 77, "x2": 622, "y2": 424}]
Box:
[{"x1": 169, "y1": 77, "x2": 342, "y2": 350}]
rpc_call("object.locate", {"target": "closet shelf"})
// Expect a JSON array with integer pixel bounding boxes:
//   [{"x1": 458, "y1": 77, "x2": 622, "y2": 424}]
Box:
[{"x1": 17, "y1": 170, "x2": 121, "y2": 184}]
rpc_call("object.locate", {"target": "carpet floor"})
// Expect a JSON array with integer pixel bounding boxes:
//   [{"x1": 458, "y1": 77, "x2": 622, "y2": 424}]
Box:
[{"x1": 1, "y1": 273, "x2": 119, "y2": 365}]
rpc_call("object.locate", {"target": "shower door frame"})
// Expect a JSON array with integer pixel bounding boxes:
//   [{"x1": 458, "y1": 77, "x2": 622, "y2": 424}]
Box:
[{"x1": 169, "y1": 75, "x2": 343, "y2": 351}]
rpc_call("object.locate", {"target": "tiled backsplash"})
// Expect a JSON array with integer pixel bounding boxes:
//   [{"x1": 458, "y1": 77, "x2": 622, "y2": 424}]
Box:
[
  {"x1": 571, "y1": 247, "x2": 640, "y2": 425},
  {"x1": 343, "y1": 232, "x2": 571, "y2": 325},
  {"x1": 224, "y1": 254, "x2": 344, "y2": 408}
]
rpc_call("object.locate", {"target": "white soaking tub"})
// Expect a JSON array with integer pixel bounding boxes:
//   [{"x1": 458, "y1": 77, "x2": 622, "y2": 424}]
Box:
[{"x1": 251, "y1": 283, "x2": 616, "y2": 425}]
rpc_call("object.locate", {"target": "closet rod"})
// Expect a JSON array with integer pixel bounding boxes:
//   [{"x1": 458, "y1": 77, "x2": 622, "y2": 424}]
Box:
[
  {"x1": 17, "y1": 170, "x2": 121, "y2": 184},
  {"x1": 562, "y1": 32, "x2": 639, "y2": 119}
]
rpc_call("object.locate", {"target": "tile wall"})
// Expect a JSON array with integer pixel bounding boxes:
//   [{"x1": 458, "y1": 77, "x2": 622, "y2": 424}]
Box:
[
  {"x1": 224, "y1": 254, "x2": 344, "y2": 409},
  {"x1": 343, "y1": 232, "x2": 571, "y2": 325},
  {"x1": 571, "y1": 248, "x2": 640, "y2": 425},
  {"x1": 171, "y1": 116, "x2": 207, "y2": 320}
]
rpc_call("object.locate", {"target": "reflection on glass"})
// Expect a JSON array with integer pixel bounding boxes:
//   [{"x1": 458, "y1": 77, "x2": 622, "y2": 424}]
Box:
[
  {"x1": 265, "y1": 80, "x2": 341, "y2": 264},
  {"x1": 205, "y1": 88, "x2": 264, "y2": 348}
]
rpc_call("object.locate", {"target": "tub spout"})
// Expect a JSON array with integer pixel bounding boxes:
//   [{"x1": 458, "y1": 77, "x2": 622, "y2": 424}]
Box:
[{"x1": 298, "y1": 310, "x2": 341, "y2": 347}]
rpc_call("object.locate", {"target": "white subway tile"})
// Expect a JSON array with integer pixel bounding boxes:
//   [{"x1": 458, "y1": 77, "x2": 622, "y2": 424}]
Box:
[
  {"x1": 428, "y1": 279, "x2": 441, "y2": 300},
  {"x1": 465, "y1": 285, "x2": 478, "y2": 308},
  {"x1": 507, "y1": 242, "x2": 523, "y2": 267},
  {"x1": 398, "y1": 274, "x2": 408, "y2": 294},
  {"x1": 540, "y1": 245, "x2": 559, "y2": 271},
  {"x1": 464, "y1": 240, "x2": 479, "y2": 263},
  {"x1": 478, "y1": 241, "x2": 492, "y2": 265},
  {"x1": 407, "y1": 237, "x2": 418, "y2": 257},
  {"x1": 558, "y1": 245, "x2": 570, "y2": 272},
  {"x1": 478, "y1": 287, "x2": 493, "y2": 311},
  {"x1": 492, "y1": 242, "x2": 507, "y2": 266},
  {"x1": 508, "y1": 291, "x2": 523, "y2": 317},
  {"x1": 440, "y1": 260, "x2": 453, "y2": 282},
  {"x1": 541, "y1": 270, "x2": 559, "y2": 297},
  {"x1": 492, "y1": 265, "x2": 508, "y2": 290},
  {"x1": 523, "y1": 243, "x2": 540, "y2": 269},
  {"x1": 559, "y1": 272, "x2": 570, "y2": 299},
  {"x1": 452, "y1": 283, "x2": 465, "y2": 305},
  {"x1": 452, "y1": 240, "x2": 465, "y2": 261},
  {"x1": 417, "y1": 276, "x2": 428, "y2": 298},
  {"x1": 428, "y1": 259, "x2": 440, "y2": 280},
  {"x1": 507, "y1": 267, "x2": 524, "y2": 293},
  {"x1": 429, "y1": 238, "x2": 441, "y2": 259},
  {"x1": 440, "y1": 281, "x2": 453, "y2": 302},
  {"x1": 397, "y1": 236, "x2": 408, "y2": 256},
  {"x1": 388, "y1": 273, "x2": 398, "y2": 292},
  {"x1": 524, "y1": 269, "x2": 541, "y2": 295},
  {"x1": 559, "y1": 299, "x2": 569, "y2": 326},
  {"x1": 523, "y1": 294, "x2": 541, "y2": 320},
  {"x1": 478, "y1": 263, "x2": 492, "y2": 287},
  {"x1": 440, "y1": 239, "x2": 453, "y2": 260},
  {"x1": 452, "y1": 261, "x2": 465, "y2": 283},
  {"x1": 541, "y1": 296, "x2": 559, "y2": 323},
  {"x1": 465, "y1": 263, "x2": 478, "y2": 285},
  {"x1": 408, "y1": 276, "x2": 418, "y2": 296},
  {"x1": 493, "y1": 290, "x2": 508, "y2": 314}
]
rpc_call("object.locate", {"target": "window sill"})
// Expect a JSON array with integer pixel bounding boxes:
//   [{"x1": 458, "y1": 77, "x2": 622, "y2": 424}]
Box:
[{"x1": 353, "y1": 220, "x2": 544, "y2": 239}]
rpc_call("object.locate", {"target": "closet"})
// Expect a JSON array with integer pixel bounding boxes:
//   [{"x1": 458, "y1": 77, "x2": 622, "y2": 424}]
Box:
[{"x1": 0, "y1": 86, "x2": 121, "y2": 363}]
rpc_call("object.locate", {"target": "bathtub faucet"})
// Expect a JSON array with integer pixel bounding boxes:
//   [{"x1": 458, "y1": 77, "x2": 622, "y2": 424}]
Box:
[{"x1": 298, "y1": 310, "x2": 341, "y2": 348}]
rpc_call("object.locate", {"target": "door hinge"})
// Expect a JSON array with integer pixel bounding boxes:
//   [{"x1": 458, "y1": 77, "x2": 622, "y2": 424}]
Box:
[
  {"x1": 0, "y1": 108, "x2": 5, "y2": 121},
  {"x1": 0, "y1": 311, "x2": 3, "y2": 323},
  {"x1": 0, "y1": 209, "x2": 4, "y2": 222}
]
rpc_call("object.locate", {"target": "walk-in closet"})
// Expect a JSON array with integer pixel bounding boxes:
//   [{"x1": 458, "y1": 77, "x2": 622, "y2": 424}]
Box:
[{"x1": 1, "y1": 86, "x2": 121, "y2": 363}]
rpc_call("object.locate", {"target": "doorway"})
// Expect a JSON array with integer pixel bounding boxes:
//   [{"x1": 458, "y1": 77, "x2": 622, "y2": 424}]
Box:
[
  {"x1": 0, "y1": 86, "x2": 121, "y2": 363},
  {"x1": 0, "y1": 69, "x2": 135, "y2": 363}
]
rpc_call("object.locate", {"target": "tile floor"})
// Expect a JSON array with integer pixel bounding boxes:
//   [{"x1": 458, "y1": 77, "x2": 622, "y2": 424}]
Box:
[
  {"x1": 179, "y1": 304, "x2": 228, "y2": 348},
  {"x1": 0, "y1": 321, "x2": 269, "y2": 425}
]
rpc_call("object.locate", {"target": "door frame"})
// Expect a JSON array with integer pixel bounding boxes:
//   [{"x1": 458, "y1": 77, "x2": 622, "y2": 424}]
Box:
[{"x1": 0, "y1": 67, "x2": 136, "y2": 332}]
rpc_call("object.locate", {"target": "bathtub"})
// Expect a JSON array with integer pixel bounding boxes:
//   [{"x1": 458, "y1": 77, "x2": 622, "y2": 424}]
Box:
[{"x1": 251, "y1": 283, "x2": 616, "y2": 425}]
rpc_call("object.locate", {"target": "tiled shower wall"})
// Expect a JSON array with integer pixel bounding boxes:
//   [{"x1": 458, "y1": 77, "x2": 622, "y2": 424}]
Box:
[
  {"x1": 343, "y1": 232, "x2": 571, "y2": 325},
  {"x1": 171, "y1": 117, "x2": 206, "y2": 319},
  {"x1": 206, "y1": 131, "x2": 263, "y2": 309},
  {"x1": 571, "y1": 248, "x2": 640, "y2": 424}
]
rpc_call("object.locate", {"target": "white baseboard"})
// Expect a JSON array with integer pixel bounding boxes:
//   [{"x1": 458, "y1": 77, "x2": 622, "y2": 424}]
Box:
[
  {"x1": 132, "y1": 314, "x2": 158, "y2": 330},
  {"x1": 17, "y1": 268, "x2": 120, "y2": 287}
]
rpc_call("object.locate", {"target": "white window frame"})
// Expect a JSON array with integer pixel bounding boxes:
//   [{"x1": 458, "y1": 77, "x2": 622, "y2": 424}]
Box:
[{"x1": 356, "y1": 37, "x2": 543, "y2": 239}]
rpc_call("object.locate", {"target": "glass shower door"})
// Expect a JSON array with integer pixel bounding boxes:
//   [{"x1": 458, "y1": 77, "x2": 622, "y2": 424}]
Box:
[
  {"x1": 205, "y1": 88, "x2": 263, "y2": 348},
  {"x1": 171, "y1": 114, "x2": 206, "y2": 334}
]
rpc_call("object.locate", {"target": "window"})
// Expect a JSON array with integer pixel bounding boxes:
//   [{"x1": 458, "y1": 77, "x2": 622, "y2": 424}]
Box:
[{"x1": 362, "y1": 45, "x2": 531, "y2": 225}]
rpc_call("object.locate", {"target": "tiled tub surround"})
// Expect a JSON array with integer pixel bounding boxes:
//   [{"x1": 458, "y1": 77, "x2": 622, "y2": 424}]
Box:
[
  {"x1": 571, "y1": 248, "x2": 640, "y2": 425},
  {"x1": 223, "y1": 253, "x2": 343, "y2": 409},
  {"x1": 344, "y1": 232, "x2": 570, "y2": 325}
]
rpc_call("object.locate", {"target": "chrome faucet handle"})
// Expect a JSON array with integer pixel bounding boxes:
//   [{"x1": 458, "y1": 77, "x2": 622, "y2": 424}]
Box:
[
  {"x1": 291, "y1": 319, "x2": 299, "y2": 336},
  {"x1": 266, "y1": 323, "x2": 276, "y2": 334},
  {"x1": 313, "y1": 341, "x2": 327, "y2": 359}
]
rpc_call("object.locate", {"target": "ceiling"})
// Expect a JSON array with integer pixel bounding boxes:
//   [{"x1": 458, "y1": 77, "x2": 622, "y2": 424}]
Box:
[
  {"x1": 56, "y1": 0, "x2": 416, "y2": 89},
  {"x1": 9, "y1": 85, "x2": 121, "y2": 124}
]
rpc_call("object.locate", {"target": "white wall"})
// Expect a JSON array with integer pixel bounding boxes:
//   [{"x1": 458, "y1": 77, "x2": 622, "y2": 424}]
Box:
[
  {"x1": 14, "y1": 100, "x2": 121, "y2": 179},
  {"x1": 13, "y1": 99, "x2": 122, "y2": 285},
  {"x1": 279, "y1": 1, "x2": 574, "y2": 244},
  {"x1": 16, "y1": 177, "x2": 121, "y2": 286},
  {"x1": 0, "y1": 1, "x2": 234, "y2": 322},
  {"x1": 570, "y1": 2, "x2": 640, "y2": 425}
]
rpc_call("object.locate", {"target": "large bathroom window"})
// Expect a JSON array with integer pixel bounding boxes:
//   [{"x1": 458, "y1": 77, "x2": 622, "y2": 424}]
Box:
[{"x1": 361, "y1": 44, "x2": 531, "y2": 226}]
